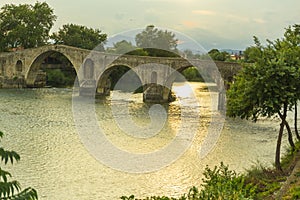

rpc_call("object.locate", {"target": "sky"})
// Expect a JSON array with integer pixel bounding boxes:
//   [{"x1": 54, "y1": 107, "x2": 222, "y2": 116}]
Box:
[{"x1": 1, "y1": 0, "x2": 299, "y2": 51}]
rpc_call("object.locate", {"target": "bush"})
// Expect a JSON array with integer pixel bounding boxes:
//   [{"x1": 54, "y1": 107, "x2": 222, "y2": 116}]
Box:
[
  {"x1": 120, "y1": 162, "x2": 256, "y2": 200},
  {"x1": 198, "y1": 162, "x2": 256, "y2": 200},
  {"x1": 45, "y1": 69, "x2": 75, "y2": 87}
]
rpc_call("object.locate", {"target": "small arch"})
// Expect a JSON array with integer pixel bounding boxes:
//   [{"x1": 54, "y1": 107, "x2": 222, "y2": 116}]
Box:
[
  {"x1": 151, "y1": 71, "x2": 157, "y2": 84},
  {"x1": 16, "y1": 60, "x2": 23, "y2": 72},
  {"x1": 83, "y1": 59, "x2": 94, "y2": 79}
]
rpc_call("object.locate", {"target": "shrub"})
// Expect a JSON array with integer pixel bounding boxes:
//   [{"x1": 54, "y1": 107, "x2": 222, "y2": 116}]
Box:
[{"x1": 120, "y1": 162, "x2": 256, "y2": 200}]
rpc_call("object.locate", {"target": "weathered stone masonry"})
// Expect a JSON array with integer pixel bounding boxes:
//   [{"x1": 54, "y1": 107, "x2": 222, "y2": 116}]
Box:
[{"x1": 0, "y1": 45, "x2": 241, "y2": 105}]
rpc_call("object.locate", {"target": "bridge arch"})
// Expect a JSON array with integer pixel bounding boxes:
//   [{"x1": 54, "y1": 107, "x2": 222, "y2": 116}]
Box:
[
  {"x1": 161, "y1": 65, "x2": 194, "y2": 99},
  {"x1": 159, "y1": 64, "x2": 221, "y2": 102},
  {"x1": 25, "y1": 50, "x2": 77, "y2": 87},
  {"x1": 0, "y1": 44, "x2": 240, "y2": 104},
  {"x1": 96, "y1": 64, "x2": 142, "y2": 96}
]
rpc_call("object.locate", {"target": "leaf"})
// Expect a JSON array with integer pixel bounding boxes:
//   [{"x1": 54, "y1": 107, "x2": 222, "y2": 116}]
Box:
[{"x1": 0, "y1": 148, "x2": 20, "y2": 164}]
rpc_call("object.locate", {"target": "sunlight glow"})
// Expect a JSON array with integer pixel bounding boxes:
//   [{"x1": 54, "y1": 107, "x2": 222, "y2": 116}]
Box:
[{"x1": 172, "y1": 83, "x2": 194, "y2": 98}]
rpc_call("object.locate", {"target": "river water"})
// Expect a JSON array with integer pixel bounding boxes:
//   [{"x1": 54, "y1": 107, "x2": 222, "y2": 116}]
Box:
[{"x1": 0, "y1": 82, "x2": 289, "y2": 199}]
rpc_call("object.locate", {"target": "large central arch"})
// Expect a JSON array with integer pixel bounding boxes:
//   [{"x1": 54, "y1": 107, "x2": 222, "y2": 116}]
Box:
[{"x1": 26, "y1": 50, "x2": 77, "y2": 87}]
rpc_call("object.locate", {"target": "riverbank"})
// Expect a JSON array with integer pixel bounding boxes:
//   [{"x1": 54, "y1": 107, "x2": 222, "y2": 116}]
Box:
[
  {"x1": 245, "y1": 142, "x2": 300, "y2": 200},
  {"x1": 120, "y1": 142, "x2": 300, "y2": 200},
  {"x1": 276, "y1": 148, "x2": 300, "y2": 199}
]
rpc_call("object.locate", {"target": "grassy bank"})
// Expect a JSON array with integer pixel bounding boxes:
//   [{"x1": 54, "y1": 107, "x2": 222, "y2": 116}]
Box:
[{"x1": 120, "y1": 142, "x2": 300, "y2": 200}]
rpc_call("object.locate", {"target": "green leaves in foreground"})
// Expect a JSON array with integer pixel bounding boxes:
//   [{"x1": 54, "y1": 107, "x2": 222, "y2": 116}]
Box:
[
  {"x1": 0, "y1": 131, "x2": 38, "y2": 200},
  {"x1": 198, "y1": 162, "x2": 256, "y2": 200}
]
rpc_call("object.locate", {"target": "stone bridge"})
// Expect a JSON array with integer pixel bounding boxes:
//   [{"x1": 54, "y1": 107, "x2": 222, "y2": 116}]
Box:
[{"x1": 0, "y1": 45, "x2": 242, "y2": 105}]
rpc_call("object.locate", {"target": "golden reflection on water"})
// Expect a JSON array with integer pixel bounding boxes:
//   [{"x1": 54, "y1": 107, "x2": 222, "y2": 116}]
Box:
[{"x1": 0, "y1": 83, "x2": 288, "y2": 200}]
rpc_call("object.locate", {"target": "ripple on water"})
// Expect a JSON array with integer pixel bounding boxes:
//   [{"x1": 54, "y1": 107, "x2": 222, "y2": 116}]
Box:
[{"x1": 0, "y1": 85, "x2": 289, "y2": 199}]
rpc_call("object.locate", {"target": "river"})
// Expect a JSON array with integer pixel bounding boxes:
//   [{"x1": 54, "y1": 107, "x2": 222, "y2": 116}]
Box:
[{"x1": 0, "y1": 82, "x2": 289, "y2": 199}]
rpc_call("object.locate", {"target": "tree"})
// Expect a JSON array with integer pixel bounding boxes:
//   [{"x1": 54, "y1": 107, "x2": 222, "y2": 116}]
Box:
[
  {"x1": 208, "y1": 49, "x2": 230, "y2": 61},
  {"x1": 227, "y1": 28, "x2": 300, "y2": 170},
  {"x1": 107, "y1": 40, "x2": 135, "y2": 54},
  {"x1": 0, "y1": 131, "x2": 38, "y2": 199},
  {"x1": 135, "y1": 25, "x2": 179, "y2": 57},
  {"x1": 0, "y1": 2, "x2": 56, "y2": 51},
  {"x1": 243, "y1": 46, "x2": 262, "y2": 63},
  {"x1": 106, "y1": 40, "x2": 148, "y2": 56},
  {"x1": 282, "y1": 24, "x2": 300, "y2": 141},
  {"x1": 51, "y1": 24, "x2": 107, "y2": 51}
]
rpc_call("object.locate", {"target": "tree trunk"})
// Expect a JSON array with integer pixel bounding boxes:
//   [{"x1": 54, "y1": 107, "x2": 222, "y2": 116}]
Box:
[
  {"x1": 276, "y1": 105, "x2": 288, "y2": 171},
  {"x1": 285, "y1": 121, "x2": 296, "y2": 151},
  {"x1": 295, "y1": 103, "x2": 300, "y2": 140},
  {"x1": 276, "y1": 121, "x2": 285, "y2": 171}
]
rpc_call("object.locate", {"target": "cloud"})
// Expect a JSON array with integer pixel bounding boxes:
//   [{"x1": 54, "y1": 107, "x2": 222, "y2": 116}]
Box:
[
  {"x1": 114, "y1": 13, "x2": 126, "y2": 20},
  {"x1": 224, "y1": 13, "x2": 250, "y2": 22},
  {"x1": 181, "y1": 20, "x2": 199, "y2": 28},
  {"x1": 192, "y1": 10, "x2": 216, "y2": 16},
  {"x1": 139, "y1": 0, "x2": 195, "y2": 2},
  {"x1": 253, "y1": 18, "x2": 266, "y2": 24}
]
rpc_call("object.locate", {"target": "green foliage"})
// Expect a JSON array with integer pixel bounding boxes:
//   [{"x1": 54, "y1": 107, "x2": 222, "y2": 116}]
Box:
[
  {"x1": 243, "y1": 45, "x2": 261, "y2": 63},
  {"x1": 143, "y1": 48, "x2": 180, "y2": 57},
  {"x1": 245, "y1": 164, "x2": 285, "y2": 199},
  {"x1": 280, "y1": 143, "x2": 300, "y2": 169},
  {"x1": 179, "y1": 67, "x2": 204, "y2": 82},
  {"x1": 289, "y1": 186, "x2": 300, "y2": 199},
  {"x1": 135, "y1": 25, "x2": 179, "y2": 57},
  {"x1": 183, "y1": 48, "x2": 234, "y2": 61},
  {"x1": 197, "y1": 162, "x2": 256, "y2": 200},
  {"x1": 120, "y1": 163, "x2": 256, "y2": 200},
  {"x1": 208, "y1": 49, "x2": 230, "y2": 61},
  {"x1": 126, "y1": 48, "x2": 149, "y2": 56},
  {"x1": 51, "y1": 23, "x2": 107, "y2": 50},
  {"x1": 107, "y1": 40, "x2": 135, "y2": 54},
  {"x1": 45, "y1": 69, "x2": 75, "y2": 87},
  {"x1": 0, "y1": 2, "x2": 56, "y2": 51},
  {"x1": 227, "y1": 48, "x2": 299, "y2": 119},
  {"x1": 227, "y1": 25, "x2": 300, "y2": 120},
  {"x1": 106, "y1": 40, "x2": 148, "y2": 56},
  {"x1": 120, "y1": 195, "x2": 178, "y2": 200},
  {"x1": 181, "y1": 68, "x2": 202, "y2": 81},
  {"x1": 0, "y1": 131, "x2": 38, "y2": 199},
  {"x1": 227, "y1": 24, "x2": 300, "y2": 170}
]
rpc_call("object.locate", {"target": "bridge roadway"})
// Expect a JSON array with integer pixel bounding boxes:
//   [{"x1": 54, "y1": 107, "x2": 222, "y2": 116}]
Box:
[{"x1": 0, "y1": 45, "x2": 241, "y2": 105}]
